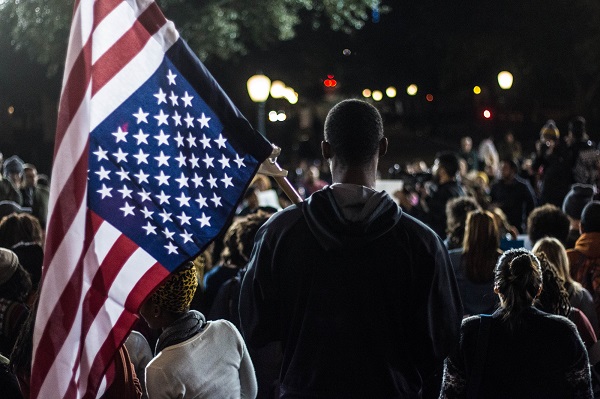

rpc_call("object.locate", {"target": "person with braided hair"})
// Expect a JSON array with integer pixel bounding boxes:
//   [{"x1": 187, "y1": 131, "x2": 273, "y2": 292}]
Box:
[
  {"x1": 440, "y1": 248, "x2": 592, "y2": 398},
  {"x1": 139, "y1": 262, "x2": 257, "y2": 398},
  {"x1": 535, "y1": 253, "x2": 596, "y2": 348}
]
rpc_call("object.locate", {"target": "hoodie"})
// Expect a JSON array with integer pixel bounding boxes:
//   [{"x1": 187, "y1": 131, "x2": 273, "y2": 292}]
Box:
[
  {"x1": 568, "y1": 232, "x2": 600, "y2": 322},
  {"x1": 240, "y1": 185, "x2": 462, "y2": 398}
]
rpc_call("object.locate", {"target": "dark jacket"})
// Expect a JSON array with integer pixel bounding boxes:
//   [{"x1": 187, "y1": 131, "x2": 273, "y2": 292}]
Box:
[
  {"x1": 240, "y1": 186, "x2": 462, "y2": 398},
  {"x1": 441, "y1": 308, "x2": 592, "y2": 398},
  {"x1": 423, "y1": 181, "x2": 465, "y2": 237},
  {"x1": 490, "y1": 176, "x2": 536, "y2": 233}
]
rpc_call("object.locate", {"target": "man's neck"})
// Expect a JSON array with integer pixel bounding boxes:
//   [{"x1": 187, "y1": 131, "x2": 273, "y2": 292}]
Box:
[{"x1": 330, "y1": 161, "x2": 377, "y2": 189}]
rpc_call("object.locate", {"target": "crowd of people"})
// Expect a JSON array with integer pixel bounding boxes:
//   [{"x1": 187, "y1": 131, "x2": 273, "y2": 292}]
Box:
[{"x1": 0, "y1": 100, "x2": 599, "y2": 398}]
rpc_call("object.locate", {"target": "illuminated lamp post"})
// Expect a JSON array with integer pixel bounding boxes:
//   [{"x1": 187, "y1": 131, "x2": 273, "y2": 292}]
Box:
[
  {"x1": 497, "y1": 71, "x2": 513, "y2": 90},
  {"x1": 247, "y1": 74, "x2": 271, "y2": 136}
]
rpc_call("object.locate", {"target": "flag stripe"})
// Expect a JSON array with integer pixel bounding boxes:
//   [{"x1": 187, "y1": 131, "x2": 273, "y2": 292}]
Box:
[
  {"x1": 31, "y1": 209, "x2": 100, "y2": 399},
  {"x1": 38, "y1": 14, "x2": 176, "y2": 390},
  {"x1": 56, "y1": 0, "x2": 122, "y2": 157},
  {"x1": 83, "y1": 262, "x2": 167, "y2": 397},
  {"x1": 91, "y1": 2, "x2": 166, "y2": 96},
  {"x1": 34, "y1": 0, "x2": 272, "y2": 396},
  {"x1": 39, "y1": 214, "x2": 121, "y2": 397}
]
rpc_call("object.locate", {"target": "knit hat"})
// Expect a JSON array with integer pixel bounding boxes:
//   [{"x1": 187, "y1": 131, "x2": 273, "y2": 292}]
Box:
[
  {"x1": 581, "y1": 201, "x2": 600, "y2": 233},
  {"x1": 0, "y1": 247, "x2": 20, "y2": 285},
  {"x1": 151, "y1": 263, "x2": 198, "y2": 313},
  {"x1": 3, "y1": 155, "x2": 24, "y2": 177},
  {"x1": 540, "y1": 120, "x2": 559, "y2": 139},
  {"x1": 562, "y1": 184, "x2": 595, "y2": 220}
]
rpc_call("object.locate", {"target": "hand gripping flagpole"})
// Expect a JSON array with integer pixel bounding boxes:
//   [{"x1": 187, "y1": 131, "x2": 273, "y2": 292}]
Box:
[{"x1": 258, "y1": 145, "x2": 303, "y2": 204}]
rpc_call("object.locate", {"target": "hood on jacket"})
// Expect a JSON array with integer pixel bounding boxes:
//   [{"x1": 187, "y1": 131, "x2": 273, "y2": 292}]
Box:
[
  {"x1": 574, "y1": 232, "x2": 600, "y2": 258},
  {"x1": 302, "y1": 184, "x2": 402, "y2": 251}
]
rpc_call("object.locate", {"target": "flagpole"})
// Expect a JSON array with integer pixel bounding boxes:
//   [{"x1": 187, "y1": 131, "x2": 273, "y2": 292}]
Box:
[{"x1": 258, "y1": 146, "x2": 303, "y2": 204}]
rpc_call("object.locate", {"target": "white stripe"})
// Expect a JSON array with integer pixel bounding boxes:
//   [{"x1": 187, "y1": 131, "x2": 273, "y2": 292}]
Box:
[
  {"x1": 62, "y1": 0, "x2": 94, "y2": 94},
  {"x1": 89, "y1": 22, "x2": 178, "y2": 130},
  {"x1": 36, "y1": 220, "x2": 121, "y2": 398},
  {"x1": 77, "y1": 246, "x2": 157, "y2": 396},
  {"x1": 91, "y1": 0, "x2": 149, "y2": 65},
  {"x1": 45, "y1": 81, "x2": 91, "y2": 243},
  {"x1": 33, "y1": 198, "x2": 88, "y2": 358}
]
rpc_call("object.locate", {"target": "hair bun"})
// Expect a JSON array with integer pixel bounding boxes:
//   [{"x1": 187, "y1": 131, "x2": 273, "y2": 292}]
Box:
[{"x1": 509, "y1": 254, "x2": 534, "y2": 277}]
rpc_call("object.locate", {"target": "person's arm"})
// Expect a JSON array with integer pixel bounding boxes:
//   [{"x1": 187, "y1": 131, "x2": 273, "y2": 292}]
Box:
[
  {"x1": 238, "y1": 339, "x2": 258, "y2": 399},
  {"x1": 239, "y1": 222, "x2": 281, "y2": 348},
  {"x1": 408, "y1": 230, "x2": 462, "y2": 390}
]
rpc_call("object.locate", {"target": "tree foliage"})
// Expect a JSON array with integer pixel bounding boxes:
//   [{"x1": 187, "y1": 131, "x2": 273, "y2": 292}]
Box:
[{"x1": 0, "y1": 0, "x2": 379, "y2": 76}]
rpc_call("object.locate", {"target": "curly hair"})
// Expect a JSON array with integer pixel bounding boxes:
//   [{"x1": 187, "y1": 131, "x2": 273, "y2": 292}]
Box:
[
  {"x1": 527, "y1": 204, "x2": 570, "y2": 246},
  {"x1": 0, "y1": 213, "x2": 43, "y2": 248},
  {"x1": 535, "y1": 253, "x2": 571, "y2": 317},
  {"x1": 220, "y1": 210, "x2": 273, "y2": 267}
]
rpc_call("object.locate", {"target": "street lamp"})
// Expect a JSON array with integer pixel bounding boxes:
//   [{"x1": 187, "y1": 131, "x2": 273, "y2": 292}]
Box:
[
  {"x1": 497, "y1": 71, "x2": 513, "y2": 90},
  {"x1": 247, "y1": 74, "x2": 271, "y2": 136}
]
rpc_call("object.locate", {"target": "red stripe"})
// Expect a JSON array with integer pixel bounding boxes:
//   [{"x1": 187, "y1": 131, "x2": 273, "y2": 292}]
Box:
[
  {"x1": 31, "y1": 210, "x2": 101, "y2": 399},
  {"x1": 53, "y1": 0, "x2": 123, "y2": 157},
  {"x1": 65, "y1": 224, "x2": 139, "y2": 394},
  {"x1": 83, "y1": 263, "x2": 168, "y2": 398},
  {"x1": 42, "y1": 141, "x2": 89, "y2": 279},
  {"x1": 91, "y1": 2, "x2": 166, "y2": 96}
]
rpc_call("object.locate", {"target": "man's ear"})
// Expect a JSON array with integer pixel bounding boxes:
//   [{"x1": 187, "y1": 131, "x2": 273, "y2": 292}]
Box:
[
  {"x1": 322, "y1": 141, "x2": 332, "y2": 159},
  {"x1": 379, "y1": 137, "x2": 388, "y2": 157}
]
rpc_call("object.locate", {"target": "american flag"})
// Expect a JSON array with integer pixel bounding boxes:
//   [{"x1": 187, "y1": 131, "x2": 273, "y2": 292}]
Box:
[{"x1": 31, "y1": 0, "x2": 272, "y2": 397}]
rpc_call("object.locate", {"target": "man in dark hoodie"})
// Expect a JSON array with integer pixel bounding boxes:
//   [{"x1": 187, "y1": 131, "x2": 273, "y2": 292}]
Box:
[{"x1": 239, "y1": 99, "x2": 462, "y2": 398}]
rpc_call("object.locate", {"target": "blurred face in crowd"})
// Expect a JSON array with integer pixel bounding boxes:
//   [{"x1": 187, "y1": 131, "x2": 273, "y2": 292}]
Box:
[
  {"x1": 461, "y1": 137, "x2": 472, "y2": 153},
  {"x1": 7, "y1": 171, "x2": 22, "y2": 188},
  {"x1": 24, "y1": 168, "x2": 37, "y2": 188},
  {"x1": 500, "y1": 161, "x2": 515, "y2": 181}
]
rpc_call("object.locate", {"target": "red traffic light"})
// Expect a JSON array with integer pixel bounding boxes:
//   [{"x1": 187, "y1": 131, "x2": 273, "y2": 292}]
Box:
[
  {"x1": 483, "y1": 109, "x2": 492, "y2": 119},
  {"x1": 324, "y1": 75, "x2": 337, "y2": 87}
]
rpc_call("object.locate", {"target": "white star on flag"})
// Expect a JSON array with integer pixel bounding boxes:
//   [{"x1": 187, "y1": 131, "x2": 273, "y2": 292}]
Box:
[
  {"x1": 197, "y1": 113, "x2": 211, "y2": 129},
  {"x1": 97, "y1": 184, "x2": 112, "y2": 199},
  {"x1": 133, "y1": 108, "x2": 149, "y2": 123},
  {"x1": 112, "y1": 126, "x2": 128, "y2": 143},
  {"x1": 120, "y1": 202, "x2": 135, "y2": 216},
  {"x1": 166, "y1": 69, "x2": 177, "y2": 85},
  {"x1": 214, "y1": 134, "x2": 227, "y2": 148},
  {"x1": 154, "y1": 130, "x2": 170, "y2": 146},
  {"x1": 154, "y1": 88, "x2": 167, "y2": 104},
  {"x1": 154, "y1": 110, "x2": 170, "y2": 126},
  {"x1": 142, "y1": 222, "x2": 157, "y2": 235},
  {"x1": 93, "y1": 147, "x2": 109, "y2": 161},
  {"x1": 133, "y1": 129, "x2": 150, "y2": 145},
  {"x1": 197, "y1": 213, "x2": 211, "y2": 227},
  {"x1": 181, "y1": 91, "x2": 193, "y2": 107}
]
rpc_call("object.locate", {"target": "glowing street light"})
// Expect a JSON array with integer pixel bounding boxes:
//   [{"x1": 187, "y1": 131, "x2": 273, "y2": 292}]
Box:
[
  {"x1": 386, "y1": 86, "x2": 397, "y2": 98},
  {"x1": 362, "y1": 89, "x2": 372, "y2": 98},
  {"x1": 270, "y1": 80, "x2": 286, "y2": 98},
  {"x1": 406, "y1": 84, "x2": 418, "y2": 96},
  {"x1": 497, "y1": 71, "x2": 513, "y2": 90},
  {"x1": 473, "y1": 86, "x2": 482, "y2": 95},
  {"x1": 372, "y1": 90, "x2": 383, "y2": 101},
  {"x1": 247, "y1": 74, "x2": 271, "y2": 135}
]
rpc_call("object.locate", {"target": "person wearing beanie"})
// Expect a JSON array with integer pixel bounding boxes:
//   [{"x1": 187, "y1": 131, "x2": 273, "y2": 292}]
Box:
[
  {"x1": 568, "y1": 201, "x2": 600, "y2": 323},
  {"x1": 139, "y1": 262, "x2": 257, "y2": 398},
  {"x1": 0, "y1": 247, "x2": 31, "y2": 357},
  {"x1": 533, "y1": 120, "x2": 575, "y2": 207},
  {"x1": 563, "y1": 183, "x2": 596, "y2": 248},
  {"x1": 0, "y1": 155, "x2": 22, "y2": 205}
]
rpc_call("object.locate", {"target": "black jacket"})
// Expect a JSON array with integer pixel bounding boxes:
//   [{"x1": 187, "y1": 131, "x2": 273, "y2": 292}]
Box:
[{"x1": 240, "y1": 186, "x2": 462, "y2": 398}]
